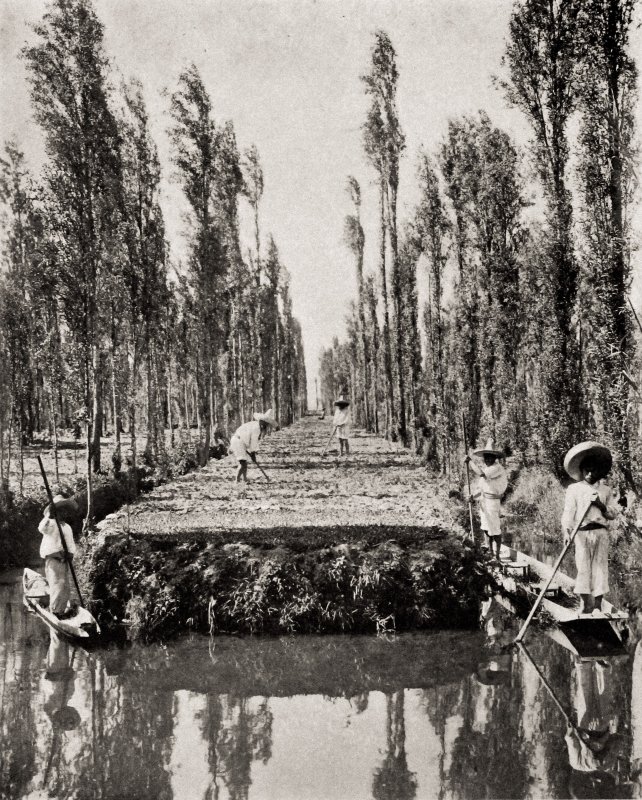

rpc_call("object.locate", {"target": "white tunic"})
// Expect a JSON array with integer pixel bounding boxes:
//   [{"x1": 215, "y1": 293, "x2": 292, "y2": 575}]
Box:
[
  {"x1": 472, "y1": 462, "x2": 507, "y2": 537},
  {"x1": 561, "y1": 480, "x2": 618, "y2": 597},
  {"x1": 333, "y1": 407, "x2": 350, "y2": 438},
  {"x1": 230, "y1": 420, "x2": 261, "y2": 461},
  {"x1": 38, "y1": 517, "x2": 76, "y2": 559}
]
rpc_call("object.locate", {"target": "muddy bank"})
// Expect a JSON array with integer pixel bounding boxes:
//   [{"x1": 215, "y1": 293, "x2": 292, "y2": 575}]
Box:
[{"x1": 84, "y1": 524, "x2": 490, "y2": 641}]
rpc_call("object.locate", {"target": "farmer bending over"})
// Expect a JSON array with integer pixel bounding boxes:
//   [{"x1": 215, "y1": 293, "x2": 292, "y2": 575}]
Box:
[
  {"x1": 562, "y1": 441, "x2": 618, "y2": 615},
  {"x1": 38, "y1": 494, "x2": 78, "y2": 618},
  {"x1": 230, "y1": 409, "x2": 277, "y2": 484},
  {"x1": 465, "y1": 439, "x2": 507, "y2": 560}
]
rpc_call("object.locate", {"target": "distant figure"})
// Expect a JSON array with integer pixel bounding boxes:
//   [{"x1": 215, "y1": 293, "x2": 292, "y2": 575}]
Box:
[
  {"x1": 562, "y1": 441, "x2": 619, "y2": 615},
  {"x1": 332, "y1": 395, "x2": 351, "y2": 456},
  {"x1": 38, "y1": 494, "x2": 78, "y2": 618},
  {"x1": 465, "y1": 439, "x2": 507, "y2": 560},
  {"x1": 230, "y1": 409, "x2": 277, "y2": 484}
]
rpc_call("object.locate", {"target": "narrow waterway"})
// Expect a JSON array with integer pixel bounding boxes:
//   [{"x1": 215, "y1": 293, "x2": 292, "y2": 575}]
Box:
[{"x1": 2, "y1": 570, "x2": 641, "y2": 800}]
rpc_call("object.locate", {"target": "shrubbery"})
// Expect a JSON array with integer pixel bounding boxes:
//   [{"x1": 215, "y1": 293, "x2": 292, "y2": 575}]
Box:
[{"x1": 84, "y1": 529, "x2": 491, "y2": 641}]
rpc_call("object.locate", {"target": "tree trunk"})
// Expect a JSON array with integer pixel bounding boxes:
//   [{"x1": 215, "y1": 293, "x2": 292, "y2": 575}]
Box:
[
  {"x1": 388, "y1": 181, "x2": 407, "y2": 445},
  {"x1": 91, "y1": 345, "x2": 102, "y2": 473},
  {"x1": 378, "y1": 180, "x2": 395, "y2": 439}
]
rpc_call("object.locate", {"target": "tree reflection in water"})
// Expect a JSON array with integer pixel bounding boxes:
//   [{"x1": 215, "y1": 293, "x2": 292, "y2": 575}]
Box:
[
  {"x1": 0, "y1": 600, "x2": 38, "y2": 798},
  {"x1": 2, "y1": 577, "x2": 642, "y2": 800},
  {"x1": 202, "y1": 694, "x2": 273, "y2": 800},
  {"x1": 372, "y1": 690, "x2": 417, "y2": 800}
]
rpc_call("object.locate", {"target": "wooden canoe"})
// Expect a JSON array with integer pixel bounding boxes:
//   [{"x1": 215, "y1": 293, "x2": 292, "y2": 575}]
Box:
[
  {"x1": 22, "y1": 567, "x2": 101, "y2": 643},
  {"x1": 493, "y1": 544, "x2": 629, "y2": 658}
]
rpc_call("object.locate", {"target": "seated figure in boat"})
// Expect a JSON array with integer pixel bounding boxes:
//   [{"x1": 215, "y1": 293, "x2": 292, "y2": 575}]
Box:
[
  {"x1": 562, "y1": 441, "x2": 619, "y2": 616},
  {"x1": 38, "y1": 494, "x2": 78, "y2": 618},
  {"x1": 465, "y1": 438, "x2": 508, "y2": 560}
]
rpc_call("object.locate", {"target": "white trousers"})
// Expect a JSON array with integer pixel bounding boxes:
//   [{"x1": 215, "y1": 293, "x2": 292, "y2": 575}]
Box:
[{"x1": 574, "y1": 528, "x2": 609, "y2": 597}]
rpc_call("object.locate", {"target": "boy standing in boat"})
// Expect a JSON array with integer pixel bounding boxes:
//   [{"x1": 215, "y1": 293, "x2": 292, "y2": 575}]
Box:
[
  {"x1": 230, "y1": 409, "x2": 277, "y2": 484},
  {"x1": 38, "y1": 494, "x2": 78, "y2": 618},
  {"x1": 332, "y1": 395, "x2": 351, "y2": 456},
  {"x1": 562, "y1": 441, "x2": 619, "y2": 615},
  {"x1": 465, "y1": 439, "x2": 508, "y2": 560}
]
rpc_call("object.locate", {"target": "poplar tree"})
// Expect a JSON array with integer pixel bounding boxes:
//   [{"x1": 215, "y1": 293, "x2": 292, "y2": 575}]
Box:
[
  {"x1": 343, "y1": 176, "x2": 371, "y2": 430},
  {"x1": 241, "y1": 145, "x2": 265, "y2": 411},
  {"x1": 410, "y1": 153, "x2": 450, "y2": 466},
  {"x1": 168, "y1": 64, "x2": 225, "y2": 464},
  {"x1": 500, "y1": 0, "x2": 583, "y2": 470},
  {"x1": 363, "y1": 31, "x2": 407, "y2": 443},
  {"x1": 120, "y1": 80, "x2": 167, "y2": 471},
  {"x1": 23, "y1": 0, "x2": 123, "y2": 525},
  {"x1": 576, "y1": 0, "x2": 637, "y2": 481}
]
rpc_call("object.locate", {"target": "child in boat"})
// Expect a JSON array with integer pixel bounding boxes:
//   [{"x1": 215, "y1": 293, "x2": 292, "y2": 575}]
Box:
[
  {"x1": 38, "y1": 494, "x2": 78, "y2": 618},
  {"x1": 230, "y1": 409, "x2": 277, "y2": 484},
  {"x1": 332, "y1": 395, "x2": 351, "y2": 456},
  {"x1": 562, "y1": 441, "x2": 619, "y2": 615},
  {"x1": 465, "y1": 439, "x2": 508, "y2": 560}
]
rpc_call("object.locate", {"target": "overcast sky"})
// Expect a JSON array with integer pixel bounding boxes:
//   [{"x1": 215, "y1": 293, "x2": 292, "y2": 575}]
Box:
[{"x1": 1, "y1": 0, "x2": 641, "y2": 404}]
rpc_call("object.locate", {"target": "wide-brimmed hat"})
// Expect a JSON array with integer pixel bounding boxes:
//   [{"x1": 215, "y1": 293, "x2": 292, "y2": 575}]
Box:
[
  {"x1": 253, "y1": 409, "x2": 277, "y2": 428},
  {"x1": 473, "y1": 438, "x2": 503, "y2": 458},
  {"x1": 45, "y1": 494, "x2": 79, "y2": 524},
  {"x1": 334, "y1": 395, "x2": 350, "y2": 408},
  {"x1": 564, "y1": 441, "x2": 612, "y2": 481}
]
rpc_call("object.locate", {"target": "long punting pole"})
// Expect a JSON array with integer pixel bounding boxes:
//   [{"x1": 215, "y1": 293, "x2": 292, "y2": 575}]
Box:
[
  {"x1": 462, "y1": 415, "x2": 475, "y2": 542},
  {"x1": 514, "y1": 500, "x2": 592, "y2": 643},
  {"x1": 37, "y1": 455, "x2": 85, "y2": 608}
]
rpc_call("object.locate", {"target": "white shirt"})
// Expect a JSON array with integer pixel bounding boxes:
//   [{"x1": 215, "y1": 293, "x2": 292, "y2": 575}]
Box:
[
  {"x1": 471, "y1": 461, "x2": 507, "y2": 499},
  {"x1": 233, "y1": 420, "x2": 261, "y2": 453},
  {"x1": 333, "y1": 407, "x2": 350, "y2": 426},
  {"x1": 561, "y1": 480, "x2": 618, "y2": 534},
  {"x1": 38, "y1": 517, "x2": 76, "y2": 559}
]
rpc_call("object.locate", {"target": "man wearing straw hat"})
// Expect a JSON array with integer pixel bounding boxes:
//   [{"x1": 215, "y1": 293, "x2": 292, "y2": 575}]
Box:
[
  {"x1": 562, "y1": 441, "x2": 619, "y2": 615},
  {"x1": 37, "y1": 494, "x2": 79, "y2": 618},
  {"x1": 230, "y1": 409, "x2": 278, "y2": 484},
  {"x1": 332, "y1": 395, "x2": 351, "y2": 456},
  {"x1": 465, "y1": 439, "x2": 508, "y2": 560}
]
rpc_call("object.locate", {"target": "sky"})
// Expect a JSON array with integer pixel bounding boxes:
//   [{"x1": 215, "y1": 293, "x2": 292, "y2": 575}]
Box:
[{"x1": 1, "y1": 0, "x2": 641, "y2": 404}]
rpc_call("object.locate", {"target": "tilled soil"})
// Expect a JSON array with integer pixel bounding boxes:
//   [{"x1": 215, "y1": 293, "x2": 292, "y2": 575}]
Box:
[{"x1": 104, "y1": 416, "x2": 460, "y2": 540}]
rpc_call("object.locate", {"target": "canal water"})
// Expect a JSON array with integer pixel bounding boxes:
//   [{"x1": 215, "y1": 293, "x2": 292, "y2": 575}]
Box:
[{"x1": 1, "y1": 568, "x2": 641, "y2": 800}]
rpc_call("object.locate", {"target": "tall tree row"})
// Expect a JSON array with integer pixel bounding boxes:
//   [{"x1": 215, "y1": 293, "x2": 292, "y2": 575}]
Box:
[
  {"x1": 321, "y1": 3, "x2": 638, "y2": 482},
  {"x1": 0, "y1": 0, "x2": 306, "y2": 525}
]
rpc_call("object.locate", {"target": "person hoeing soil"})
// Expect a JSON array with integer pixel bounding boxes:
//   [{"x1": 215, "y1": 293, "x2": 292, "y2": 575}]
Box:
[{"x1": 230, "y1": 409, "x2": 278, "y2": 484}]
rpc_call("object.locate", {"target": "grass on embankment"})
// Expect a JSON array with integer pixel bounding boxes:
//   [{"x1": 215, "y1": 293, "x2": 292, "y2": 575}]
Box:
[{"x1": 84, "y1": 524, "x2": 492, "y2": 642}]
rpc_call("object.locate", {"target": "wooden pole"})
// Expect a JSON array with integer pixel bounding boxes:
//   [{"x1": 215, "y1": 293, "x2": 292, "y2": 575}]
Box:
[
  {"x1": 462, "y1": 414, "x2": 475, "y2": 542},
  {"x1": 37, "y1": 455, "x2": 85, "y2": 608},
  {"x1": 321, "y1": 426, "x2": 337, "y2": 457},
  {"x1": 514, "y1": 500, "x2": 592, "y2": 643}
]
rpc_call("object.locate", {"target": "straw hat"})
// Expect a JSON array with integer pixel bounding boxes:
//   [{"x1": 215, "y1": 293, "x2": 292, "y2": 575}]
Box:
[
  {"x1": 253, "y1": 409, "x2": 277, "y2": 428},
  {"x1": 473, "y1": 438, "x2": 503, "y2": 458},
  {"x1": 46, "y1": 494, "x2": 79, "y2": 524},
  {"x1": 563, "y1": 441, "x2": 612, "y2": 482},
  {"x1": 334, "y1": 395, "x2": 350, "y2": 408}
]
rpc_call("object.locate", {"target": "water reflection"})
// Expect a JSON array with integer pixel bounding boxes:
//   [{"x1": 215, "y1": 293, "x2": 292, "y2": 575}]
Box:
[{"x1": 1, "y1": 572, "x2": 641, "y2": 799}]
